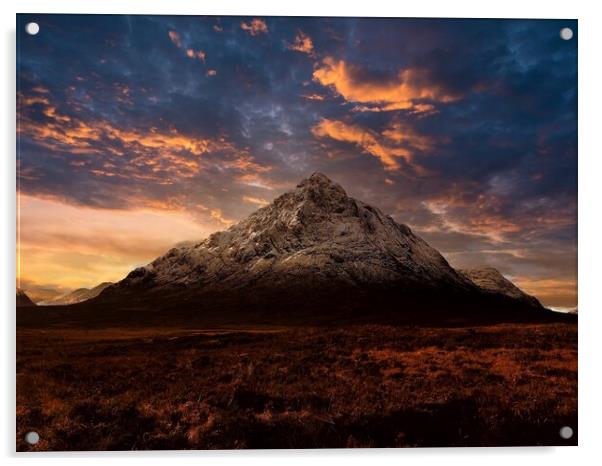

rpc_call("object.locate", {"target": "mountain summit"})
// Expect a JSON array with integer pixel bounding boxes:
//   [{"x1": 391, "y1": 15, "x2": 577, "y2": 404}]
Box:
[
  {"x1": 95, "y1": 173, "x2": 552, "y2": 325},
  {"x1": 110, "y1": 172, "x2": 472, "y2": 294}
]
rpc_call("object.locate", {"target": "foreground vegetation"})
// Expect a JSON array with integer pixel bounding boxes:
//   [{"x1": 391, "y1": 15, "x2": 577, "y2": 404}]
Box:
[{"x1": 17, "y1": 323, "x2": 577, "y2": 450}]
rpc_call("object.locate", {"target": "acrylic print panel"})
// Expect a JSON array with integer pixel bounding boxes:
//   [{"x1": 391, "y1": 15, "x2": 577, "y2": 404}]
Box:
[{"x1": 16, "y1": 14, "x2": 577, "y2": 451}]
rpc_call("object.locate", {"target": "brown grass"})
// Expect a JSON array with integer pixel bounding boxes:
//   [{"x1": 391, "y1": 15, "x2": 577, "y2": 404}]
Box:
[{"x1": 16, "y1": 323, "x2": 577, "y2": 450}]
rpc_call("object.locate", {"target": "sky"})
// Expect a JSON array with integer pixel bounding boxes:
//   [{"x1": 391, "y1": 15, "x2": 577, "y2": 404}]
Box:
[{"x1": 16, "y1": 15, "x2": 577, "y2": 307}]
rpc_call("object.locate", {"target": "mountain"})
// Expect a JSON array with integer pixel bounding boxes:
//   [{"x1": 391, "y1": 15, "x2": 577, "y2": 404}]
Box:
[
  {"x1": 43, "y1": 282, "x2": 113, "y2": 306},
  {"x1": 25, "y1": 287, "x2": 64, "y2": 304},
  {"x1": 112, "y1": 172, "x2": 473, "y2": 293},
  {"x1": 459, "y1": 268, "x2": 542, "y2": 308},
  {"x1": 16, "y1": 288, "x2": 36, "y2": 307},
  {"x1": 89, "y1": 173, "x2": 554, "y2": 326}
]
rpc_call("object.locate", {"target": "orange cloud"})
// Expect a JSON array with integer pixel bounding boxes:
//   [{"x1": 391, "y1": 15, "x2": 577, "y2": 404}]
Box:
[
  {"x1": 240, "y1": 18, "x2": 268, "y2": 36},
  {"x1": 312, "y1": 119, "x2": 408, "y2": 170},
  {"x1": 206, "y1": 69, "x2": 217, "y2": 77},
  {"x1": 422, "y1": 194, "x2": 523, "y2": 243},
  {"x1": 186, "y1": 48, "x2": 206, "y2": 63},
  {"x1": 210, "y1": 208, "x2": 234, "y2": 226},
  {"x1": 302, "y1": 93, "x2": 325, "y2": 101},
  {"x1": 312, "y1": 118, "x2": 435, "y2": 172},
  {"x1": 288, "y1": 31, "x2": 314, "y2": 55},
  {"x1": 17, "y1": 194, "x2": 211, "y2": 290},
  {"x1": 168, "y1": 30, "x2": 182, "y2": 48},
  {"x1": 382, "y1": 121, "x2": 436, "y2": 152},
  {"x1": 236, "y1": 173, "x2": 278, "y2": 190},
  {"x1": 18, "y1": 90, "x2": 269, "y2": 183},
  {"x1": 511, "y1": 277, "x2": 577, "y2": 308},
  {"x1": 242, "y1": 195, "x2": 270, "y2": 207},
  {"x1": 313, "y1": 57, "x2": 459, "y2": 113},
  {"x1": 353, "y1": 102, "x2": 437, "y2": 115}
]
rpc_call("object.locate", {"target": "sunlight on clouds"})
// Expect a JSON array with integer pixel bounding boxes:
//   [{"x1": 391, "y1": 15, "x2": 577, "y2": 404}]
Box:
[
  {"x1": 240, "y1": 18, "x2": 268, "y2": 36},
  {"x1": 313, "y1": 57, "x2": 459, "y2": 113},
  {"x1": 382, "y1": 122, "x2": 437, "y2": 151},
  {"x1": 312, "y1": 119, "x2": 408, "y2": 170},
  {"x1": 288, "y1": 30, "x2": 314, "y2": 55},
  {"x1": 312, "y1": 118, "x2": 435, "y2": 173},
  {"x1": 302, "y1": 93, "x2": 326, "y2": 101},
  {"x1": 242, "y1": 195, "x2": 270, "y2": 207},
  {"x1": 422, "y1": 199, "x2": 521, "y2": 243},
  {"x1": 511, "y1": 277, "x2": 577, "y2": 308},
  {"x1": 236, "y1": 173, "x2": 278, "y2": 190},
  {"x1": 18, "y1": 88, "x2": 268, "y2": 183},
  {"x1": 168, "y1": 30, "x2": 182, "y2": 48},
  {"x1": 186, "y1": 49, "x2": 206, "y2": 63},
  {"x1": 17, "y1": 194, "x2": 213, "y2": 290},
  {"x1": 210, "y1": 208, "x2": 234, "y2": 226}
]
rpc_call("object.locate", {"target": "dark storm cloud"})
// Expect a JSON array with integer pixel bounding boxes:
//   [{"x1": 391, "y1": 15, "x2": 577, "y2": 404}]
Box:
[{"x1": 16, "y1": 15, "x2": 577, "y2": 305}]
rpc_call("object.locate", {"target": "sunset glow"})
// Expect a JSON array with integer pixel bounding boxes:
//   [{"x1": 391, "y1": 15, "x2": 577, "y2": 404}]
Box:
[{"x1": 17, "y1": 16, "x2": 577, "y2": 307}]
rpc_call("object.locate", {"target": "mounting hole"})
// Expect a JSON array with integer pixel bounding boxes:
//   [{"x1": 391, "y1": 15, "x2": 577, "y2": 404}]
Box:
[
  {"x1": 559, "y1": 426, "x2": 573, "y2": 439},
  {"x1": 25, "y1": 22, "x2": 40, "y2": 36},
  {"x1": 559, "y1": 27, "x2": 573, "y2": 41},
  {"x1": 25, "y1": 431, "x2": 40, "y2": 445}
]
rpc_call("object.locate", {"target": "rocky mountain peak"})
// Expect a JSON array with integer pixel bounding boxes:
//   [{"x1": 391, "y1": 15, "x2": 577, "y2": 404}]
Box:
[
  {"x1": 266, "y1": 172, "x2": 354, "y2": 223},
  {"x1": 92, "y1": 173, "x2": 555, "y2": 324},
  {"x1": 297, "y1": 172, "x2": 348, "y2": 199},
  {"x1": 112, "y1": 173, "x2": 473, "y2": 295}
]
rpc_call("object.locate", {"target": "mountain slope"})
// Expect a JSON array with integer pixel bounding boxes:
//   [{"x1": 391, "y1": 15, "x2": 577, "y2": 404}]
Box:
[
  {"x1": 459, "y1": 268, "x2": 542, "y2": 308},
  {"x1": 104, "y1": 174, "x2": 475, "y2": 301},
  {"x1": 85, "y1": 173, "x2": 555, "y2": 325},
  {"x1": 43, "y1": 282, "x2": 114, "y2": 306}
]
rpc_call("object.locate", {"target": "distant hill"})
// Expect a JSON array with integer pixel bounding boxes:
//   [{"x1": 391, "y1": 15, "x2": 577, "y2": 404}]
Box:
[
  {"x1": 25, "y1": 287, "x2": 64, "y2": 304},
  {"x1": 43, "y1": 282, "x2": 113, "y2": 306},
  {"x1": 16, "y1": 288, "x2": 36, "y2": 307}
]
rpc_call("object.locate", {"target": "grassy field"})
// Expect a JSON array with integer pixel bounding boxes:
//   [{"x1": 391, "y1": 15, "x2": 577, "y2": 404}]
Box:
[{"x1": 16, "y1": 323, "x2": 577, "y2": 450}]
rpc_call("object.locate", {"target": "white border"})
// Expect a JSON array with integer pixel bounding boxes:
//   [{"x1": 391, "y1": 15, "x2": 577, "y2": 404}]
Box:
[{"x1": 3, "y1": 1, "x2": 601, "y2": 465}]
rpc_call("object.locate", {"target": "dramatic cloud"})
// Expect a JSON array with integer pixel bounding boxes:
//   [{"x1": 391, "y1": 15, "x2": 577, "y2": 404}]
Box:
[
  {"x1": 18, "y1": 87, "x2": 269, "y2": 184},
  {"x1": 511, "y1": 277, "x2": 577, "y2": 308},
  {"x1": 311, "y1": 118, "x2": 435, "y2": 172},
  {"x1": 242, "y1": 195, "x2": 270, "y2": 207},
  {"x1": 240, "y1": 18, "x2": 268, "y2": 36},
  {"x1": 17, "y1": 195, "x2": 209, "y2": 290},
  {"x1": 313, "y1": 57, "x2": 460, "y2": 113},
  {"x1": 288, "y1": 30, "x2": 314, "y2": 56},
  {"x1": 312, "y1": 119, "x2": 410, "y2": 170},
  {"x1": 16, "y1": 15, "x2": 577, "y2": 306}
]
